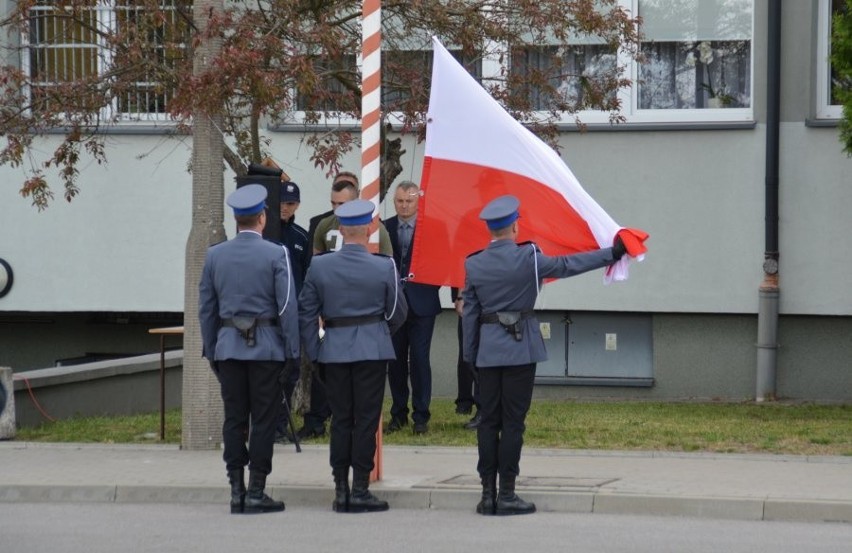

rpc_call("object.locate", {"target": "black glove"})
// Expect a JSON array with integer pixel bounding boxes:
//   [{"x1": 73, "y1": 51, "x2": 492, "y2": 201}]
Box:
[{"x1": 612, "y1": 235, "x2": 627, "y2": 261}]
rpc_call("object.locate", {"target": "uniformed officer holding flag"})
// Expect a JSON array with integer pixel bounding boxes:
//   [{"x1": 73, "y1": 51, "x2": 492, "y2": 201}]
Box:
[
  {"x1": 299, "y1": 199, "x2": 408, "y2": 513},
  {"x1": 199, "y1": 184, "x2": 300, "y2": 515},
  {"x1": 462, "y1": 195, "x2": 627, "y2": 516}
]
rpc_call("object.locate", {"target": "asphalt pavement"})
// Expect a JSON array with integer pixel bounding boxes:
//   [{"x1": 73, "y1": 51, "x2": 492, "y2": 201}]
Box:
[{"x1": 1, "y1": 441, "x2": 850, "y2": 524}]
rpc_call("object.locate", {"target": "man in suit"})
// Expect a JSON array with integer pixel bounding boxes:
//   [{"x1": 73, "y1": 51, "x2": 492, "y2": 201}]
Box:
[
  {"x1": 462, "y1": 195, "x2": 626, "y2": 516},
  {"x1": 299, "y1": 199, "x2": 408, "y2": 513},
  {"x1": 384, "y1": 181, "x2": 442, "y2": 435},
  {"x1": 199, "y1": 184, "x2": 300, "y2": 515}
]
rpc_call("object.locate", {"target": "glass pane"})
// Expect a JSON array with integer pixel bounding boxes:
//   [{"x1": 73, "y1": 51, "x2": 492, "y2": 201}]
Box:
[
  {"x1": 640, "y1": 0, "x2": 752, "y2": 41},
  {"x1": 510, "y1": 45, "x2": 616, "y2": 111},
  {"x1": 639, "y1": 40, "x2": 751, "y2": 109},
  {"x1": 382, "y1": 50, "x2": 480, "y2": 108},
  {"x1": 830, "y1": 0, "x2": 849, "y2": 106}
]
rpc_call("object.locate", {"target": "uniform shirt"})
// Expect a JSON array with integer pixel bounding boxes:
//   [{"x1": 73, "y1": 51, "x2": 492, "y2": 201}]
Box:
[
  {"x1": 299, "y1": 243, "x2": 408, "y2": 363},
  {"x1": 462, "y1": 240, "x2": 616, "y2": 368},
  {"x1": 279, "y1": 217, "x2": 309, "y2": 293},
  {"x1": 313, "y1": 214, "x2": 393, "y2": 256},
  {"x1": 199, "y1": 230, "x2": 300, "y2": 363}
]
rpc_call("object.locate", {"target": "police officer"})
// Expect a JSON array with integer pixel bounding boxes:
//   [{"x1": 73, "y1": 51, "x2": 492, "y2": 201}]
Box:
[
  {"x1": 275, "y1": 180, "x2": 309, "y2": 443},
  {"x1": 462, "y1": 195, "x2": 627, "y2": 516},
  {"x1": 299, "y1": 199, "x2": 408, "y2": 513},
  {"x1": 199, "y1": 184, "x2": 300, "y2": 515}
]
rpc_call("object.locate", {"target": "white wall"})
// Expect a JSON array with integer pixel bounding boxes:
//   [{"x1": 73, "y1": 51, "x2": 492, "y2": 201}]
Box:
[{"x1": 2, "y1": 122, "x2": 850, "y2": 316}]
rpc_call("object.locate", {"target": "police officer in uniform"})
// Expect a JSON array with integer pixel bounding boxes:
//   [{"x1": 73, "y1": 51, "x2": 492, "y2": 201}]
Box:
[
  {"x1": 299, "y1": 199, "x2": 407, "y2": 513},
  {"x1": 275, "y1": 180, "x2": 309, "y2": 442},
  {"x1": 199, "y1": 184, "x2": 300, "y2": 515},
  {"x1": 462, "y1": 195, "x2": 627, "y2": 516}
]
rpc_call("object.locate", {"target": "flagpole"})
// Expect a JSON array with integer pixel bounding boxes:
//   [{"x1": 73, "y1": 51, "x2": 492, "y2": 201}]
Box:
[{"x1": 361, "y1": 0, "x2": 383, "y2": 482}]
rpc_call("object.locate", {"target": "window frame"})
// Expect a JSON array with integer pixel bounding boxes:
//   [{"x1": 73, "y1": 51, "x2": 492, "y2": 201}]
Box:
[
  {"x1": 281, "y1": 0, "x2": 756, "y2": 130},
  {"x1": 816, "y1": 0, "x2": 844, "y2": 120},
  {"x1": 21, "y1": 0, "x2": 186, "y2": 124}
]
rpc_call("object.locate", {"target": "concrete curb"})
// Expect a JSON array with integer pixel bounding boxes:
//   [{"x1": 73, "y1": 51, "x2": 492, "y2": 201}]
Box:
[{"x1": 2, "y1": 483, "x2": 850, "y2": 523}]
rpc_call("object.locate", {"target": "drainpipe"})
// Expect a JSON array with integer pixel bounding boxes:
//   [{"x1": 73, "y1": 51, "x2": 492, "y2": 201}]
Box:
[{"x1": 756, "y1": 0, "x2": 782, "y2": 402}]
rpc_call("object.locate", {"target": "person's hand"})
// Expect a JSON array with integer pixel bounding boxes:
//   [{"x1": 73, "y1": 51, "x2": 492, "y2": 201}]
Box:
[
  {"x1": 454, "y1": 298, "x2": 464, "y2": 316},
  {"x1": 612, "y1": 235, "x2": 627, "y2": 260}
]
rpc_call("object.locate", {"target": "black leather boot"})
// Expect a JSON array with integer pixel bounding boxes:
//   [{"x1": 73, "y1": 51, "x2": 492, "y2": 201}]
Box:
[
  {"x1": 348, "y1": 471, "x2": 389, "y2": 513},
  {"x1": 244, "y1": 471, "x2": 285, "y2": 514},
  {"x1": 228, "y1": 469, "x2": 245, "y2": 514},
  {"x1": 496, "y1": 475, "x2": 536, "y2": 516},
  {"x1": 332, "y1": 468, "x2": 350, "y2": 513},
  {"x1": 476, "y1": 473, "x2": 497, "y2": 515}
]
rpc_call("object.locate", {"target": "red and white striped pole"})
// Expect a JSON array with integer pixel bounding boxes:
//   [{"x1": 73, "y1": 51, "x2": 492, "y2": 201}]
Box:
[
  {"x1": 361, "y1": 0, "x2": 383, "y2": 482},
  {"x1": 361, "y1": 0, "x2": 382, "y2": 252}
]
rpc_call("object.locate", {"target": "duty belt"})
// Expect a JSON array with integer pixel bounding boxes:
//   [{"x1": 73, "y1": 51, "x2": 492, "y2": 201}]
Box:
[
  {"x1": 479, "y1": 310, "x2": 533, "y2": 342},
  {"x1": 479, "y1": 310, "x2": 533, "y2": 324},
  {"x1": 221, "y1": 318, "x2": 276, "y2": 328},
  {"x1": 323, "y1": 314, "x2": 384, "y2": 328},
  {"x1": 221, "y1": 317, "x2": 276, "y2": 347}
]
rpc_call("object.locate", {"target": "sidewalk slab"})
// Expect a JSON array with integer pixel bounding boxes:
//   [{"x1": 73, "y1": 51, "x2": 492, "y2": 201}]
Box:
[{"x1": 1, "y1": 441, "x2": 850, "y2": 524}]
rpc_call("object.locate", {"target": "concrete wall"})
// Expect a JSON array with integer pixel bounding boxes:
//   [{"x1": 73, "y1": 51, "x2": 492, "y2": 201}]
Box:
[{"x1": 13, "y1": 352, "x2": 182, "y2": 428}]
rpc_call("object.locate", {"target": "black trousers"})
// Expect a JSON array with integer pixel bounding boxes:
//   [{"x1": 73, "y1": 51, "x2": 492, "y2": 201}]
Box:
[
  {"x1": 388, "y1": 314, "x2": 436, "y2": 425},
  {"x1": 454, "y1": 316, "x2": 479, "y2": 411},
  {"x1": 302, "y1": 365, "x2": 331, "y2": 430},
  {"x1": 324, "y1": 360, "x2": 387, "y2": 475},
  {"x1": 218, "y1": 359, "x2": 284, "y2": 475},
  {"x1": 476, "y1": 363, "x2": 536, "y2": 478}
]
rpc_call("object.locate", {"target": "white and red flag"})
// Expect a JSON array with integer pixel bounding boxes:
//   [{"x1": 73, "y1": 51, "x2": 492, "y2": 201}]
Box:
[{"x1": 409, "y1": 37, "x2": 647, "y2": 288}]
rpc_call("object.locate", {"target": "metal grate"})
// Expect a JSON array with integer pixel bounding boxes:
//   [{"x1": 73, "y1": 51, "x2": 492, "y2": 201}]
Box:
[{"x1": 25, "y1": 0, "x2": 189, "y2": 122}]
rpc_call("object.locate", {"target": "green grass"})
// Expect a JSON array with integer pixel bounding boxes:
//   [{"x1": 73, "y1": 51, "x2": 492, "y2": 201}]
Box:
[{"x1": 14, "y1": 400, "x2": 852, "y2": 456}]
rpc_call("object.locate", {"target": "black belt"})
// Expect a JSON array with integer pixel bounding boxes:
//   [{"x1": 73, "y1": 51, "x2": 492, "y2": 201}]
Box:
[
  {"x1": 479, "y1": 310, "x2": 534, "y2": 324},
  {"x1": 221, "y1": 318, "x2": 276, "y2": 328},
  {"x1": 323, "y1": 314, "x2": 384, "y2": 328}
]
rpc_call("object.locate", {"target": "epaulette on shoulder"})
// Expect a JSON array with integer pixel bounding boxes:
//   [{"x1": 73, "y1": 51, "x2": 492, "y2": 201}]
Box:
[
  {"x1": 518, "y1": 240, "x2": 542, "y2": 252},
  {"x1": 372, "y1": 253, "x2": 392, "y2": 259},
  {"x1": 466, "y1": 248, "x2": 485, "y2": 259},
  {"x1": 314, "y1": 250, "x2": 332, "y2": 257},
  {"x1": 208, "y1": 240, "x2": 227, "y2": 250}
]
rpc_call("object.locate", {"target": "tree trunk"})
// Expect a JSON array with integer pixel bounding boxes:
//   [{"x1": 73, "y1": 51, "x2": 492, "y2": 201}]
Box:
[{"x1": 182, "y1": 0, "x2": 226, "y2": 451}]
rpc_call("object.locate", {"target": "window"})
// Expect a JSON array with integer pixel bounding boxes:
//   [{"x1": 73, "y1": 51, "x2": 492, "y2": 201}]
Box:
[
  {"x1": 24, "y1": 0, "x2": 190, "y2": 122},
  {"x1": 816, "y1": 0, "x2": 847, "y2": 120},
  {"x1": 506, "y1": 0, "x2": 754, "y2": 124},
  {"x1": 292, "y1": 48, "x2": 481, "y2": 126},
  {"x1": 637, "y1": 0, "x2": 752, "y2": 111}
]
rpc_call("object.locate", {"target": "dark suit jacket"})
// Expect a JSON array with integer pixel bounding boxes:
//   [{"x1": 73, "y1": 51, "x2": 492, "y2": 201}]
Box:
[{"x1": 384, "y1": 215, "x2": 442, "y2": 318}]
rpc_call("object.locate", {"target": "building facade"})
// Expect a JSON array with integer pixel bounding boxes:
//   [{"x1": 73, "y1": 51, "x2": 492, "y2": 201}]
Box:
[{"x1": 1, "y1": 1, "x2": 849, "y2": 402}]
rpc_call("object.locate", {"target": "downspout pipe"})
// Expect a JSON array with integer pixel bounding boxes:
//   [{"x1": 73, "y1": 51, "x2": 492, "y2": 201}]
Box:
[{"x1": 756, "y1": 0, "x2": 782, "y2": 402}]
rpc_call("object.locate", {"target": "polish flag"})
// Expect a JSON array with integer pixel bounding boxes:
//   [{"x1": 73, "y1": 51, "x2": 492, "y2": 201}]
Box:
[{"x1": 408, "y1": 37, "x2": 647, "y2": 288}]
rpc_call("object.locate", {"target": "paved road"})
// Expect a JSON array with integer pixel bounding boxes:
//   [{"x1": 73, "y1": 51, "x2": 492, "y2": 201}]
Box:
[{"x1": 2, "y1": 503, "x2": 851, "y2": 553}]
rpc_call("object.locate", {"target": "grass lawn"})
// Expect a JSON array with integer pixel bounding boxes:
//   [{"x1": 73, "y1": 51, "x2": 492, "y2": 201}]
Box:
[{"x1": 14, "y1": 399, "x2": 852, "y2": 456}]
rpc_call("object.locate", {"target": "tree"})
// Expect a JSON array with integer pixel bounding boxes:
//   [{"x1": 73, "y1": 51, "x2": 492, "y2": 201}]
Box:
[
  {"x1": 832, "y1": 0, "x2": 852, "y2": 156},
  {"x1": 1, "y1": 0, "x2": 641, "y2": 208}
]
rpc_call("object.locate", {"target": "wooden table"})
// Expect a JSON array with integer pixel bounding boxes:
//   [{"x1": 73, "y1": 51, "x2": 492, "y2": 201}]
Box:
[{"x1": 148, "y1": 326, "x2": 184, "y2": 440}]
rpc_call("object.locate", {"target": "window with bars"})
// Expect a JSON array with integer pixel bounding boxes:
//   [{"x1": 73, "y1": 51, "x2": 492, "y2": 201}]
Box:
[{"x1": 24, "y1": 0, "x2": 190, "y2": 122}]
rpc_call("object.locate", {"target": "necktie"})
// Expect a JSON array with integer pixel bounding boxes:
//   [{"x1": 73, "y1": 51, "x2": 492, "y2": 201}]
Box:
[{"x1": 399, "y1": 222, "x2": 411, "y2": 258}]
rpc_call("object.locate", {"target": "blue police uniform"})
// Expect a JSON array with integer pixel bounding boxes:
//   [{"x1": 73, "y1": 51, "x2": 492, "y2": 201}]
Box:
[
  {"x1": 198, "y1": 184, "x2": 299, "y2": 514},
  {"x1": 461, "y1": 195, "x2": 620, "y2": 516},
  {"x1": 275, "y1": 181, "x2": 310, "y2": 440},
  {"x1": 298, "y1": 199, "x2": 408, "y2": 513}
]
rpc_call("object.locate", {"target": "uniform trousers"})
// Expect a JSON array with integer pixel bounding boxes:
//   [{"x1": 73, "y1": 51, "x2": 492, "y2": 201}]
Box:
[
  {"x1": 476, "y1": 363, "x2": 536, "y2": 478},
  {"x1": 388, "y1": 314, "x2": 435, "y2": 424},
  {"x1": 325, "y1": 360, "x2": 387, "y2": 474},
  {"x1": 455, "y1": 317, "x2": 478, "y2": 412},
  {"x1": 218, "y1": 359, "x2": 284, "y2": 475}
]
